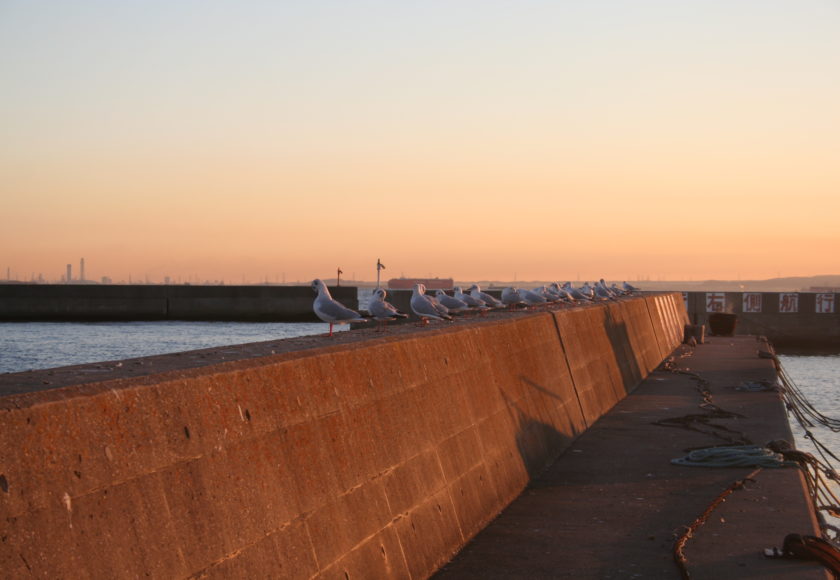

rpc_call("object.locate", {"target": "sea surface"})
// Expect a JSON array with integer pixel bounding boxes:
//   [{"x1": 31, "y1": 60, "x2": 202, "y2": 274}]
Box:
[
  {"x1": 778, "y1": 354, "x2": 840, "y2": 455},
  {"x1": 0, "y1": 321, "x2": 340, "y2": 373},
  {"x1": 1, "y1": 322, "x2": 838, "y2": 454}
]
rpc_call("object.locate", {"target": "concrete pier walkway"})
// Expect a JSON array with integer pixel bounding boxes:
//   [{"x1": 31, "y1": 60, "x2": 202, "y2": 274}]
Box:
[{"x1": 435, "y1": 336, "x2": 828, "y2": 579}]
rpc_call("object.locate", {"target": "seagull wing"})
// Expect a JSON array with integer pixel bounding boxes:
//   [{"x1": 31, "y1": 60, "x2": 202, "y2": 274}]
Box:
[{"x1": 315, "y1": 296, "x2": 366, "y2": 323}]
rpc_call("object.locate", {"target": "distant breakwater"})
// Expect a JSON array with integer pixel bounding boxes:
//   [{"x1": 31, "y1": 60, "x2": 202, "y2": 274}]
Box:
[{"x1": 0, "y1": 284, "x2": 358, "y2": 322}]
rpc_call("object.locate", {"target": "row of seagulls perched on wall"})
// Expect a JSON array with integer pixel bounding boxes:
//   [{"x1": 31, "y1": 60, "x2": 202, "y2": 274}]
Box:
[{"x1": 311, "y1": 278, "x2": 643, "y2": 337}]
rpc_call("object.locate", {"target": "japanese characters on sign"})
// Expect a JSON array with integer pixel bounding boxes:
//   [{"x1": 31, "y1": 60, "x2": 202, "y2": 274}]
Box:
[
  {"x1": 705, "y1": 292, "x2": 725, "y2": 313},
  {"x1": 816, "y1": 293, "x2": 836, "y2": 314},
  {"x1": 742, "y1": 293, "x2": 762, "y2": 313},
  {"x1": 779, "y1": 293, "x2": 799, "y2": 313}
]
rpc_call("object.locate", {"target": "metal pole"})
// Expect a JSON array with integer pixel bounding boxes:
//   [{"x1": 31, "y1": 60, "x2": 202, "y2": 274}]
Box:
[
  {"x1": 337, "y1": 267, "x2": 342, "y2": 286},
  {"x1": 376, "y1": 259, "x2": 385, "y2": 289}
]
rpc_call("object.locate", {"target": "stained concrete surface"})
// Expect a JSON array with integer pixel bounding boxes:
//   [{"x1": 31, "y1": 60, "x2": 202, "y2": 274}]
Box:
[
  {"x1": 0, "y1": 295, "x2": 683, "y2": 578},
  {"x1": 435, "y1": 336, "x2": 829, "y2": 579}
]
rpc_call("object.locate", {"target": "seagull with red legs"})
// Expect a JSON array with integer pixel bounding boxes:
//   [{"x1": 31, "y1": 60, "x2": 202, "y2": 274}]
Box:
[
  {"x1": 311, "y1": 278, "x2": 368, "y2": 337},
  {"x1": 410, "y1": 284, "x2": 453, "y2": 325}
]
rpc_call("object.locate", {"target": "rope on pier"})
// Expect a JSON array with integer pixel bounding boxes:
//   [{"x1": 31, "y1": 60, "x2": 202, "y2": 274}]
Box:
[
  {"x1": 767, "y1": 347, "x2": 840, "y2": 546},
  {"x1": 673, "y1": 469, "x2": 762, "y2": 580},
  {"x1": 666, "y1": 342, "x2": 840, "y2": 577},
  {"x1": 653, "y1": 351, "x2": 752, "y2": 446},
  {"x1": 671, "y1": 445, "x2": 796, "y2": 469}
]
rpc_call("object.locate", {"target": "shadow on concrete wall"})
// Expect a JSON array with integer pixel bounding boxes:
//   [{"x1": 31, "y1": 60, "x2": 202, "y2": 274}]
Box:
[
  {"x1": 603, "y1": 310, "x2": 642, "y2": 395},
  {"x1": 497, "y1": 376, "x2": 577, "y2": 480}
]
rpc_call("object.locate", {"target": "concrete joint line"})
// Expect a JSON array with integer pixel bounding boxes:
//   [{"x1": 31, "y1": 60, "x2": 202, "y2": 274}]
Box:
[{"x1": 550, "y1": 313, "x2": 588, "y2": 430}]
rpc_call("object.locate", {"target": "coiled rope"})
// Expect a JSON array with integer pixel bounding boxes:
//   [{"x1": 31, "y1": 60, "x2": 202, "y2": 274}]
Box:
[{"x1": 671, "y1": 445, "x2": 796, "y2": 469}]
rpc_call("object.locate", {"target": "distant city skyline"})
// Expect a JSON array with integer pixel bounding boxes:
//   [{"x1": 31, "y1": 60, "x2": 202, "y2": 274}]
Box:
[
  {"x1": 2, "y1": 2, "x2": 839, "y2": 283},
  {"x1": 3, "y1": 256, "x2": 839, "y2": 290}
]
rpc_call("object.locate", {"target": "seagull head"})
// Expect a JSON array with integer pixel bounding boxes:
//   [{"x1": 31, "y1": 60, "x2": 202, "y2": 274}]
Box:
[
  {"x1": 374, "y1": 288, "x2": 387, "y2": 299},
  {"x1": 311, "y1": 279, "x2": 327, "y2": 294}
]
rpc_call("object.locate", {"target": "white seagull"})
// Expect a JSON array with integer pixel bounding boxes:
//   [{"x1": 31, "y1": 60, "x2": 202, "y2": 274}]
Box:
[
  {"x1": 367, "y1": 287, "x2": 408, "y2": 331},
  {"x1": 519, "y1": 287, "x2": 548, "y2": 308},
  {"x1": 435, "y1": 289, "x2": 470, "y2": 314},
  {"x1": 410, "y1": 284, "x2": 453, "y2": 325},
  {"x1": 454, "y1": 286, "x2": 490, "y2": 314},
  {"x1": 311, "y1": 278, "x2": 368, "y2": 336},
  {"x1": 468, "y1": 284, "x2": 504, "y2": 308},
  {"x1": 501, "y1": 287, "x2": 526, "y2": 310},
  {"x1": 564, "y1": 282, "x2": 592, "y2": 302}
]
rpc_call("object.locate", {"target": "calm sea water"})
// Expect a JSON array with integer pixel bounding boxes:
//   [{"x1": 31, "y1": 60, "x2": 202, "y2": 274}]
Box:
[
  {"x1": 1, "y1": 324, "x2": 838, "y2": 454},
  {"x1": 778, "y1": 354, "x2": 840, "y2": 453},
  {"x1": 0, "y1": 321, "x2": 341, "y2": 374}
]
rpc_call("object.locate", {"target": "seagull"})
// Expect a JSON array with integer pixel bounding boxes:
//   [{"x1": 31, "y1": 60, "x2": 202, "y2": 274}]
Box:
[
  {"x1": 599, "y1": 279, "x2": 619, "y2": 298},
  {"x1": 501, "y1": 287, "x2": 526, "y2": 310},
  {"x1": 367, "y1": 287, "x2": 408, "y2": 331},
  {"x1": 454, "y1": 286, "x2": 491, "y2": 314},
  {"x1": 532, "y1": 285, "x2": 558, "y2": 304},
  {"x1": 311, "y1": 278, "x2": 368, "y2": 336},
  {"x1": 426, "y1": 292, "x2": 453, "y2": 317},
  {"x1": 550, "y1": 282, "x2": 576, "y2": 304},
  {"x1": 410, "y1": 284, "x2": 452, "y2": 325},
  {"x1": 520, "y1": 287, "x2": 548, "y2": 309},
  {"x1": 594, "y1": 282, "x2": 616, "y2": 301},
  {"x1": 468, "y1": 284, "x2": 504, "y2": 308},
  {"x1": 623, "y1": 281, "x2": 641, "y2": 293},
  {"x1": 435, "y1": 289, "x2": 470, "y2": 314},
  {"x1": 563, "y1": 282, "x2": 591, "y2": 301}
]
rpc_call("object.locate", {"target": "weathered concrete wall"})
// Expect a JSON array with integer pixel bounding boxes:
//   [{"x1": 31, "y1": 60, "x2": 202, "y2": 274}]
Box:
[
  {"x1": 0, "y1": 293, "x2": 687, "y2": 579},
  {"x1": 0, "y1": 284, "x2": 358, "y2": 322},
  {"x1": 683, "y1": 291, "x2": 840, "y2": 348}
]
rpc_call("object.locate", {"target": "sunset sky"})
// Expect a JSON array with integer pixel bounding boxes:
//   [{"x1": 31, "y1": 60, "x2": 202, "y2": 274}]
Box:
[{"x1": 2, "y1": 1, "x2": 839, "y2": 284}]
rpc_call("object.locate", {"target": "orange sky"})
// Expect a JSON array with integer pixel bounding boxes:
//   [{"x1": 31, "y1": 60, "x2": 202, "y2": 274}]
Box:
[{"x1": 2, "y1": 2, "x2": 839, "y2": 284}]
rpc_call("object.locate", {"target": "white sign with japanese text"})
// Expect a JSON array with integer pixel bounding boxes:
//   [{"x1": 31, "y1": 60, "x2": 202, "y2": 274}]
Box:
[
  {"x1": 706, "y1": 292, "x2": 725, "y2": 313},
  {"x1": 816, "y1": 293, "x2": 835, "y2": 314},
  {"x1": 742, "y1": 293, "x2": 762, "y2": 313},
  {"x1": 779, "y1": 293, "x2": 799, "y2": 313}
]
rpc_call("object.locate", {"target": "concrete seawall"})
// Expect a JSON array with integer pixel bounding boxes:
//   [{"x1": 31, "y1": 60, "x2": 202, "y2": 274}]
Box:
[
  {"x1": 0, "y1": 284, "x2": 358, "y2": 322},
  {"x1": 0, "y1": 293, "x2": 686, "y2": 578}
]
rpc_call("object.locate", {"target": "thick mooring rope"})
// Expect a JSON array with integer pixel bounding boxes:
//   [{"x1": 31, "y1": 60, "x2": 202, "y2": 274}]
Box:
[
  {"x1": 673, "y1": 469, "x2": 762, "y2": 580},
  {"x1": 671, "y1": 445, "x2": 795, "y2": 468},
  {"x1": 769, "y1": 347, "x2": 840, "y2": 545}
]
